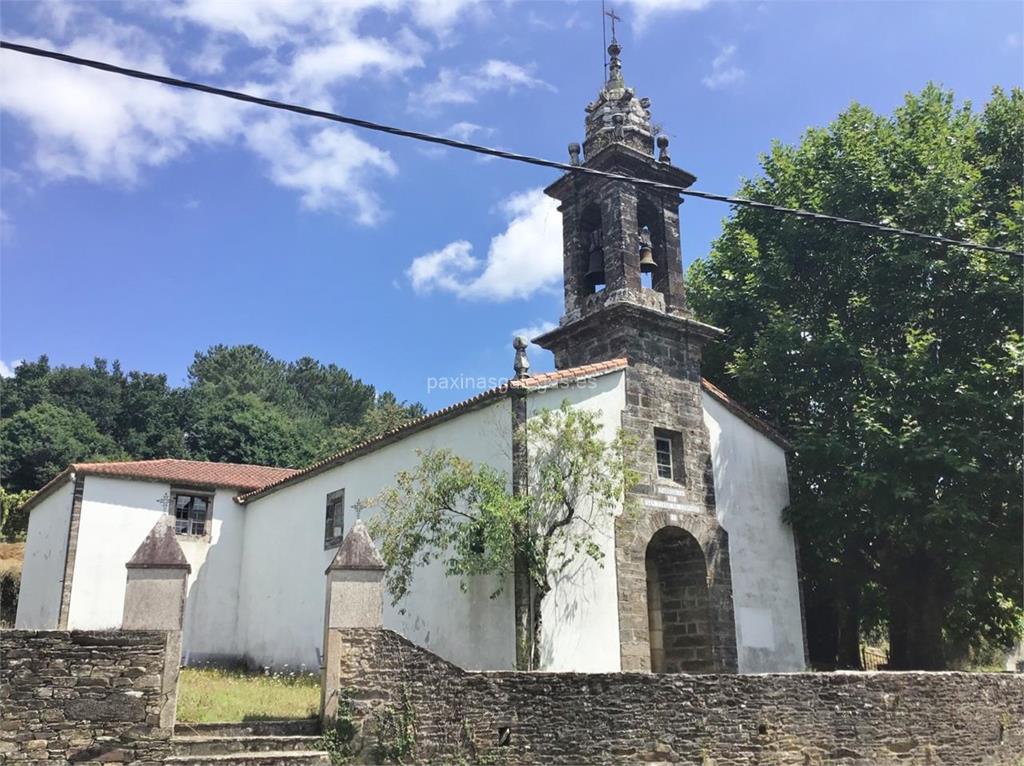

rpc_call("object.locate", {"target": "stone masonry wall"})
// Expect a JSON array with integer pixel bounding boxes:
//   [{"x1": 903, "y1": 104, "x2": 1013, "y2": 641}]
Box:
[
  {"x1": 333, "y1": 627, "x2": 1024, "y2": 766},
  {"x1": 541, "y1": 306, "x2": 737, "y2": 672},
  {"x1": 0, "y1": 630, "x2": 174, "y2": 764}
]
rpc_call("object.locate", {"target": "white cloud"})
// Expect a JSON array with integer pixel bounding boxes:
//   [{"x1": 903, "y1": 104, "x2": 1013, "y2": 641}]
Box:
[
  {"x1": 411, "y1": 59, "x2": 554, "y2": 111},
  {"x1": 623, "y1": 0, "x2": 712, "y2": 30},
  {"x1": 513, "y1": 320, "x2": 558, "y2": 345},
  {"x1": 419, "y1": 122, "x2": 494, "y2": 158},
  {"x1": 190, "y1": 40, "x2": 228, "y2": 75},
  {"x1": 0, "y1": 32, "x2": 246, "y2": 184},
  {"x1": 702, "y1": 44, "x2": 745, "y2": 90},
  {"x1": 246, "y1": 117, "x2": 397, "y2": 225},
  {"x1": 447, "y1": 121, "x2": 490, "y2": 141},
  {"x1": 1, "y1": 1, "x2": 486, "y2": 226},
  {"x1": 407, "y1": 188, "x2": 562, "y2": 300},
  {"x1": 0, "y1": 359, "x2": 22, "y2": 378},
  {"x1": 407, "y1": 240, "x2": 479, "y2": 293}
]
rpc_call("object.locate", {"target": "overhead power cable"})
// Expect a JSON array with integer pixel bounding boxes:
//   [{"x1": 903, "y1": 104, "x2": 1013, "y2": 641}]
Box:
[{"x1": 1, "y1": 40, "x2": 1021, "y2": 259}]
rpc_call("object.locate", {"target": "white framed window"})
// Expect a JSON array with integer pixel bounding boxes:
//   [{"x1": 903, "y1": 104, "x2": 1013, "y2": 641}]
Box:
[
  {"x1": 654, "y1": 429, "x2": 684, "y2": 483},
  {"x1": 655, "y1": 437, "x2": 674, "y2": 480},
  {"x1": 325, "y1": 489, "x2": 345, "y2": 548},
  {"x1": 172, "y1": 489, "x2": 213, "y2": 537}
]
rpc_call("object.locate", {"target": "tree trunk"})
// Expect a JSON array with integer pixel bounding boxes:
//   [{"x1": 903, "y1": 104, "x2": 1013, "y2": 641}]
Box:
[
  {"x1": 530, "y1": 580, "x2": 548, "y2": 671},
  {"x1": 886, "y1": 554, "x2": 948, "y2": 670},
  {"x1": 836, "y1": 587, "x2": 863, "y2": 670},
  {"x1": 513, "y1": 550, "x2": 532, "y2": 670}
]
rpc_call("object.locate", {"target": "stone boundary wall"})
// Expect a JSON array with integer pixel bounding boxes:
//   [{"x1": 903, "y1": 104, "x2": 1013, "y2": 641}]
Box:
[
  {"x1": 333, "y1": 628, "x2": 1024, "y2": 765},
  {"x1": 0, "y1": 630, "x2": 174, "y2": 763}
]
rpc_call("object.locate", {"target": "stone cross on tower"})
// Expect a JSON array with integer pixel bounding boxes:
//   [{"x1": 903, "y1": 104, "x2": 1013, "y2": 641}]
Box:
[{"x1": 533, "y1": 32, "x2": 739, "y2": 673}]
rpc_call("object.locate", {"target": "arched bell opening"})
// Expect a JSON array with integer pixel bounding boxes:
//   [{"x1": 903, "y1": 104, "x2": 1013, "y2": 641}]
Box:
[
  {"x1": 645, "y1": 526, "x2": 713, "y2": 673},
  {"x1": 579, "y1": 203, "x2": 605, "y2": 295},
  {"x1": 636, "y1": 197, "x2": 666, "y2": 296}
]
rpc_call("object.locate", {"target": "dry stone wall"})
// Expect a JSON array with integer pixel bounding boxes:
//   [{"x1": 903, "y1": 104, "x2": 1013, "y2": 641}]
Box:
[
  {"x1": 333, "y1": 627, "x2": 1024, "y2": 766},
  {"x1": 0, "y1": 630, "x2": 173, "y2": 764}
]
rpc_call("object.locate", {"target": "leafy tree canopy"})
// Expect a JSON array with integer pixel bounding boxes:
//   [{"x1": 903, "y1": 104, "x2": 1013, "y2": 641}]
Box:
[
  {"x1": 0, "y1": 346, "x2": 423, "y2": 539},
  {"x1": 368, "y1": 402, "x2": 638, "y2": 669},
  {"x1": 687, "y1": 84, "x2": 1023, "y2": 669}
]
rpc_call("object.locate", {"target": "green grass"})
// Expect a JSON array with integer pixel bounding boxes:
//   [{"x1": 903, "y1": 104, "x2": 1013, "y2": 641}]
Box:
[{"x1": 176, "y1": 667, "x2": 320, "y2": 723}]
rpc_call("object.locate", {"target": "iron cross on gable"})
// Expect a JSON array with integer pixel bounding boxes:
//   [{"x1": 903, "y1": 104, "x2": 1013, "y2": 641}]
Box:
[{"x1": 605, "y1": 7, "x2": 621, "y2": 40}]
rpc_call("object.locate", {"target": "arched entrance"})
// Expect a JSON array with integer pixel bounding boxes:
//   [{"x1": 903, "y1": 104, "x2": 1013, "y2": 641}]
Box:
[{"x1": 645, "y1": 527, "x2": 713, "y2": 673}]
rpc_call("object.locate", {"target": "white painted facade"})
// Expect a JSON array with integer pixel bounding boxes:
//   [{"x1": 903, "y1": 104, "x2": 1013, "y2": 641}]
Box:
[
  {"x1": 529, "y1": 373, "x2": 625, "y2": 672},
  {"x1": 237, "y1": 398, "x2": 516, "y2": 672},
  {"x1": 703, "y1": 393, "x2": 806, "y2": 672},
  {"x1": 16, "y1": 370, "x2": 805, "y2": 674},
  {"x1": 14, "y1": 479, "x2": 73, "y2": 629}
]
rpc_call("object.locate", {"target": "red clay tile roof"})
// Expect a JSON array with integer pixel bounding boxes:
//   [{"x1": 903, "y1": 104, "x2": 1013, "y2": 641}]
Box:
[
  {"x1": 237, "y1": 359, "x2": 631, "y2": 504},
  {"x1": 21, "y1": 458, "x2": 301, "y2": 516},
  {"x1": 509, "y1": 358, "x2": 629, "y2": 389},
  {"x1": 71, "y1": 458, "x2": 299, "y2": 491},
  {"x1": 20, "y1": 361, "x2": 788, "y2": 518}
]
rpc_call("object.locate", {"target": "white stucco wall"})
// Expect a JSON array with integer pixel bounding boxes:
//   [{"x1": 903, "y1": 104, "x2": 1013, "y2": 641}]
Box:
[
  {"x1": 15, "y1": 479, "x2": 74, "y2": 629},
  {"x1": 238, "y1": 398, "x2": 517, "y2": 672},
  {"x1": 528, "y1": 372, "x2": 626, "y2": 672},
  {"x1": 65, "y1": 477, "x2": 245, "y2": 662},
  {"x1": 704, "y1": 394, "x2": 806, "y2": 672}
]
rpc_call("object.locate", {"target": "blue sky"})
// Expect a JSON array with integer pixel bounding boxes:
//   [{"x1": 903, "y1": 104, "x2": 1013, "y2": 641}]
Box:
[{"x1": 2, "y1": 0, "x2": 1021, "y2": 411}]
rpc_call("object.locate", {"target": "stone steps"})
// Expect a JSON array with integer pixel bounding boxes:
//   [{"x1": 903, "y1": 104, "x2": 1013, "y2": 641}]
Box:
[
  {"x1": 174, "y1": 719, "x2": 321, "y2": 738},
  {"x1": 163, "y1": 751, "x2": 330, "y2": 765},
  {"x1": 171, "y1": 735, "x2": 325, "y2": 756},
  {"x1": 167, "y1": 720, "x2": 329, "y2": 765}
]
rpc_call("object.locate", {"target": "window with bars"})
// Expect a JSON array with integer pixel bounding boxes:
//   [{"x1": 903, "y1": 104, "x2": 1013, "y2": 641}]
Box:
[
  {"x1": 172, "y1": 490, "x2": 212, "y2": 537},
  {"x1": 325, "y1": 489, "x2": 345, "y2": 548}
]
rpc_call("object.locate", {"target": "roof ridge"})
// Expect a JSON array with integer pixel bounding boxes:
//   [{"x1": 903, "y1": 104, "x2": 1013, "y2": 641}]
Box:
[
  {"x1": 238, "y1": 358, "x2": 630, "y2": 503},
  {"x1": 700, "y1": 378, "x2": 791, "y2": 450},
  {"x1": 72, "y1": 457, "x2": 299, "y2": 471}
]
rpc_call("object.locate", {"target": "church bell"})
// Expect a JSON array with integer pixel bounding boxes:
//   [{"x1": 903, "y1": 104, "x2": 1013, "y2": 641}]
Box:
[{"x1": 639, "y1": 225, "x2": 657, "y2": 274}]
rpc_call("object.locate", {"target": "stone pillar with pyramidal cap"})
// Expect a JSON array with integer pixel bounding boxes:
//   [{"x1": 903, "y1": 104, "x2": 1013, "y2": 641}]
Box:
[
  {"x1": 122, "y1": 514, "x2": 191, "y2": 729},
  {"x1": 123, "y1": 514, "x2": 191, "y2": 631},
  {"x1": 321, "y1": 519, "x2": 386, "y2": 721}
]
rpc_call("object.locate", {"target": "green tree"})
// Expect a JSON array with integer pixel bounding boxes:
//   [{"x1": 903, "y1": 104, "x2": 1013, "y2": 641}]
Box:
[
  {"x1": 186, "y1": 393, "x2": 310, "y2": 467},
  {"x1": 0, "y1": 344, "x2": 424, "y2": 501},
  {"x1": 0, "y1": 403, "x2": 123, "y2": 493},
  {"x1": 0, "y1": 487, "x2": 36, "y2": 541},
  {"x1": 688, "y1": 85, "x2": 1023, "y2": 669},
  {"x1": 368, "y1": 402, "x2": 637, "y2": 669}
]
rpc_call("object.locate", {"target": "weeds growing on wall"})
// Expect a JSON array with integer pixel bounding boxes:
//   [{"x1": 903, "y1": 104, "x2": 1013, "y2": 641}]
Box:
[
  {"x1": 318, "y1": 689, "x2": 358, "y2": 765},
  {"x1": 373, "y1": 686, "x2": 416, "y2": 763}
]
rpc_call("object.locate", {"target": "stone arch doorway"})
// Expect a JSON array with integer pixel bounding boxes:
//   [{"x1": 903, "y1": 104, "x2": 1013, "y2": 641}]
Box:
[{"x1": 645, "y1": 526, "x2": 713, "y2": 673}]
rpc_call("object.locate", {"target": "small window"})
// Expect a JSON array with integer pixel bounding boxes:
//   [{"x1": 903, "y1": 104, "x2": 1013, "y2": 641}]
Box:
[
  {"x1": 172, "y1": 490, "x2": 213, "y2": 537},
  {"x1": 654, "y1": 429, "x2": 684, "y2": 483},
  {"x1": 655, "y1": 437, "x2": 673, "y2": 479},
  {"x1": 325, "y1": 489, "x2": 345, "y2": 548}
]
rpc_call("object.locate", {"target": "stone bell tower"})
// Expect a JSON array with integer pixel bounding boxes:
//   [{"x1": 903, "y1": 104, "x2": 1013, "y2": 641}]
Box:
[{"x1": 534, "y1": 31, "x2": 738, "y2": 673}]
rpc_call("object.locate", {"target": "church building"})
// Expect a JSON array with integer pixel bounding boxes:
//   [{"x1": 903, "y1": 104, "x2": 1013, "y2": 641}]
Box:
[{"x1": 16, "y1": 36, "x2": 806, "y2": 675}]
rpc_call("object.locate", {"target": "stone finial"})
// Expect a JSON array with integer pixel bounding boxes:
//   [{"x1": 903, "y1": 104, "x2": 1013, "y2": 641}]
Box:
[
  {"x1": 513, "y1": 336, "x2": 531, "y2": 379},
  {"x1": 607, "y1": 39, "x2": 623, "y2": 86},
  {"x1": 326, "y1": 519, "x2": 385, "y2": 574},
  {"x1": 127, "y1": 515, "x2": 191, "y2": 572},
  {"x1": 657, "y1": 135, "x2": 671, "y2": 164},
  {"x1": 568, "y1": 142, "x2": 581, "y2": 166}
]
